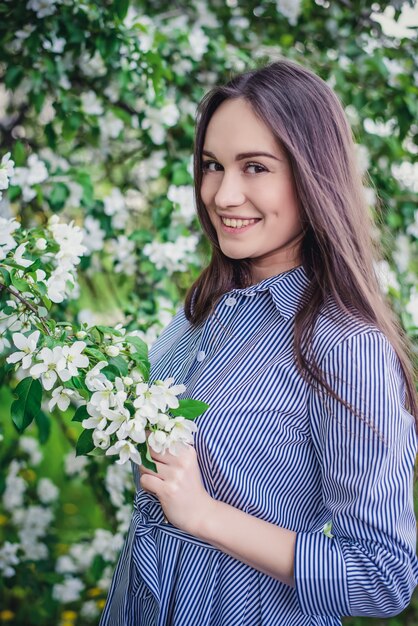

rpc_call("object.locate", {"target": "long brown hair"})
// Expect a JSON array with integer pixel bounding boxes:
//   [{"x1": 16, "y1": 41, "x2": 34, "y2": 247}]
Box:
[{"x1": 184, "y1": 59, "x2": 417, "y2": 426}]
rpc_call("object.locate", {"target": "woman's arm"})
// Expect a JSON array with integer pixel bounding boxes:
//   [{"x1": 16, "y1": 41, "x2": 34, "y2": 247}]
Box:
[{"x1": 193, "y1": 497, "x2": 296, "y2": 587}]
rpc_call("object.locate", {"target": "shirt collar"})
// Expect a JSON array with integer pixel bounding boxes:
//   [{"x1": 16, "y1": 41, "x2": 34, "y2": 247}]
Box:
[{"x1": 230, "y1": 265, "x2": 311, "y2": 320}]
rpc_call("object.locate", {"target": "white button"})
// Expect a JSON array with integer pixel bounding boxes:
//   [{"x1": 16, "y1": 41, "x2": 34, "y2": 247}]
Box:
[
  {"x1": 196, "y1": 351, "x2": 206, "y2": 362},
  {"x1": 225, "y1": 297, "x2": 237, "y2": 307}
]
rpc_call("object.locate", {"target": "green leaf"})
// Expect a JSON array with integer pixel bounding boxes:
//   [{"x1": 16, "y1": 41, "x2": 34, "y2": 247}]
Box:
[
  {"x1": 75, "y1": 429, "x2": 94, "y2": 456},
  {"x1": 0, "y1": 267, "x2": 11, "y2": 286},
  {"x1": 95, "y1": 325, "x2": 124, "y2": 337},
  {"x1": 34, "y1": 410, "x2": 51, "y2": 444},
  {"x1": 48, "y1": 183, "x2": 69, "y2": 211},
  {"x1": 12, "y1": 141, "x2": 26, "y2": 167},
  {"x1": 114, "y1": 0, "x2": 130, "y2": 20},
  {"x1": 108, "y1": 355, "x2": 129, "y2": 376},
  {"x1": 170, "y1": 399, "x2": 209, "y2": 420},
  {"x1": 129, "y1": 356, "x2": 150, "y2": 380},
  {"x1": 137, "y1": 441, "x2": 157, "y2": 472},
  {"x1": 124, "y1": 336, "x2": 148, "y2": 360},
  {"x1": 101, "y1": 363, "x2": 121, "y2": 382},
  {"x1": 10, "y1": 271, "x2": 31, "y2": 292},
  {"x1": 84, "y1": 347, "x2": 108, "y2": 361},
  {"x1": 11, "y1": 378, "x2": 43, "y2": 432},
  {"x1": 72, "y1": 405, "x2": 89, "y2": 423}
]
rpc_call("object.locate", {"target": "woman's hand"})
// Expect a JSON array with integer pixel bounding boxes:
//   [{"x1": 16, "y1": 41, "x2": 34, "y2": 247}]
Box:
[{"x1": 138, "y1": 440, "x2": 214, "y2": 536}]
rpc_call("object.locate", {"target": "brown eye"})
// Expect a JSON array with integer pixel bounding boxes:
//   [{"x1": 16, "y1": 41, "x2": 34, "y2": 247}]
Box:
[
  {"x1": 202, "y1": 160, "x2": 222, "y2": 172},
  {"x1": 245, "y1": 162, "x2": 267, "y2": 174}
]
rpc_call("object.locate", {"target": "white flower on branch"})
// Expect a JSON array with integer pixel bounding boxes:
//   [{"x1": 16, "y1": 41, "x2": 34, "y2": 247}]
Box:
[
  {"x1": 82, "y1": 403, "x2": 107, "y2": 431},
  {"x1": 29, "y1": 345, "x2": 71, "y2": 390},
  {"x1": 12, "y1": 242, "x2": 34, "y2": 268},
  {"x1": 48, "y1": 386, "x2": 76, "y2": 412},
  {"x1": 165, "y1": 416, "x2": 198, "y2": 455},
  {"x1": 105, "y1": 439, "x2": 142, "y2": 465},
  {"x1": 116, "y1": 414, "x2": 147, "y2": 444},
  {"x1": 85, "y1": 361, "x2": 111, "y2": 392},
  {"x1": 0, "y1": 152, "x2": 15, "y2": 190},
  {"x1": 0, "y1": 217, "x2": 19, "y2": 259},
  {"x1": 0, "y1": 541, "x2": 20, "y2": 578},
  {"x1": 148, "y1": 377, "x2": 186, "y2": 412},
  {"x1": 61, "y1": 341, "x2": 89, "y2": 377},
  {"x1": 52, "y1": 577, "x2": 84, "y2": 604},
  {"x1": 27, "y1": 0, "x2": 60, "y2": 19},
  {"x1": 37, "y1": 477, "x2": 59, "y2": 503},
  {"x1": 11, "y1": 154, "x2": 48, "y2": 202},
  {"x1": 6, "y1": 330, "x2": 40, "y2": 370},
  {"x1": 92, "y1": 429, "x2": 110, "y2": 450},
  {"x1": 81, "y1": 90, "x2": 104, "y2": 116}
]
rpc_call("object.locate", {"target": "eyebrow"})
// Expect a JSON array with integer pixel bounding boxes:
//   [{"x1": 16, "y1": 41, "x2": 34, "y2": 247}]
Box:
[{"x1": 202, "y1": 149, "x2": 282, "y2": 162}]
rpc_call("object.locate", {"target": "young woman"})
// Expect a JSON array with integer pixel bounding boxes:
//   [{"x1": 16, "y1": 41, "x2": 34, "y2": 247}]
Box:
[{"x1": 100, "y1": 60, "x2": 418, "y2": 625}]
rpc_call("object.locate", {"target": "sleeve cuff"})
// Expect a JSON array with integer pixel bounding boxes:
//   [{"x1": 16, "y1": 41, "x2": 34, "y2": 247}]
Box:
[{"x1": 294, "y1": 530, "x2": 351, "y2": 617}]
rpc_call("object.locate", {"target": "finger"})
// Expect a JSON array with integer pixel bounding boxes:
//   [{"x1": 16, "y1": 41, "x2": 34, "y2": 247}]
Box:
[
  {"x1": 140, "y1": 472, "x2": 162, "y2": 495},
  {"x1": 139, "y1": 462, "x2": 168, "y2": 478}
]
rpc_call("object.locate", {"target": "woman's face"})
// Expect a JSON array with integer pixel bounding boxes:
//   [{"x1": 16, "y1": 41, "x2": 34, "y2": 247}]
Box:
[{"x1": 200, "y1": 97, "x2": 303, "y2": 283}]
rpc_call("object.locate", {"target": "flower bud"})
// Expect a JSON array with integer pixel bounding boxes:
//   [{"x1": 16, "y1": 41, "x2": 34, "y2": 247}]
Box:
[
  {"x1": 105, "y1": 345, "x2": 120, "y2": 357},
  {"x1": 36, "y1": 238, "x2": 47, "y2": 250},
  {"x1": 76, "y1": 331, "x2": 87, "y2": 339},
  {"x1": 122, "y1": 376, "x2": 133, "y2": 386}
]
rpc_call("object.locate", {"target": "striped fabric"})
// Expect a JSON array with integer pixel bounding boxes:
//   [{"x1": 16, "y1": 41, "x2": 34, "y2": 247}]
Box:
[{"x1": 99, "y1": 265, "x2": 418, "y2": 626}]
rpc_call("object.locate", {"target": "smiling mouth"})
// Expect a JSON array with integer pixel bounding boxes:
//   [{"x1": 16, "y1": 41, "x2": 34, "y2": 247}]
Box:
[{"x1": 220, "y1": 217, "x2": 261, "y2": 229}]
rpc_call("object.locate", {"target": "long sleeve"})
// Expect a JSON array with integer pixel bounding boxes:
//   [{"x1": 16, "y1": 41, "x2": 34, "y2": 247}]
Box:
[{"x1": 294, "y1": 330, "x2": 418, "y2": 617}]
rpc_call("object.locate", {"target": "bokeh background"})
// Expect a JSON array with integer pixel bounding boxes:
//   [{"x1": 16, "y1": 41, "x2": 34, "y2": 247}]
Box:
[{"x1": 0, "y1": 1, "x2": 417, "y2": 624}]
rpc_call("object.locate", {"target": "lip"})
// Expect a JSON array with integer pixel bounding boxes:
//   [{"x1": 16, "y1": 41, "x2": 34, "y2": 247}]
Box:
[{"x1": 219, "y1": 216, "x2": 262, "y2": 234}]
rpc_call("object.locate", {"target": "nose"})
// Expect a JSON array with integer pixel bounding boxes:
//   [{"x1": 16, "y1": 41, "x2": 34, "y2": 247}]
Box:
[{"x1": 213, "y1": 171, "x2": 246, "y2": 208}]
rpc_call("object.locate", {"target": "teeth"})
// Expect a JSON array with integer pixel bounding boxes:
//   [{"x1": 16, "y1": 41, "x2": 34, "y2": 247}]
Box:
[{"x1": 221, "y1": 217, "x2": 258, "y2": 228}]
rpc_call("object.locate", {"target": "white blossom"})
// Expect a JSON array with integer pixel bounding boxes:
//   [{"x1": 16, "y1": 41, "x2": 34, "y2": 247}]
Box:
[
  {"x1": 141, "y1": 101, "x2": 180, "y2": 145},
  {"x1": 49, "y1": 215, "x2": 87, "y2": 265},
  {"x1": 188, "y1": 26, "x2": 209, "y2": 61},
  {"x1": 143, "y1": 235, "x2": 199, "y2": 274},
  {"x1": 11, "y1": 154, "x2": 48, "y2": 202},
  {"x1": 48, "y1": 386, "x2": 76, "y2": 412},
  {"x1": 61, "y1": 341, "x2": 89, "y2": 377},
  {"x1": 37, "y1": 477, "x2": 59, "y2": 503},
  {"x1": 6, "y1": 329, "x2": 40, "y2": 369},
  {"x1": 52, "y1": 577, "x2": 84, "y2": 603},
  {"x1": 0, "y1": 152, "x2": 15, "y2": 190},
  {"x1": 82, "y1": 402, "x2": 107, "y2": 431},
  {"x1": 406, "y1": 288, "x2": 418, "y2": 327},
  {"x1": 0, "y1": 542, "x2": 20, "y2": 578},
  {"x1": 85, "y1": 361, "x2": 111, "y2": 392},
  {"x1": 116, "y1": 415, "x2": 147, "y2": 444},
  {"x1": 64, "y1": 450, "x2": 89, "y2": 478},
  {"x1": 19, "y1": 436, "x2": 42, "y2": 465},
  {"x1": 275, "y1": 0, "x2": 302, "y2": 25},
  {"x1": 165, "y1": 416, "x2": 198, "y2": 455},
  {"x1": 30, "y1": 345, "x2": 69, "y2": 390},
  {"x1": 103, "y1": 188, "x2": 129, "y2": 230},
  {"x1": 107, "y1": 236, "x2": 136, "y2": 275},
  {"x1": 81, "y1": 90, "x2": 104, "y2": 116},
  {"x1": 80, "y1": 600, "x2": 100, "y2": 620},
  {"x1": 106, "y1": 439, "x2": 142, "y2": 465},
  {"x1": 82, "y1": 216, "x2": 105, "y2": 254},
  {"x1": 0, "y1": 217, "x2": 20, "y2": 259},
  {"x1": 13, "y1": 242, "x2": 34, "y2": 268},
  {"x1": 27, "y1": 0, "x2": 59, "y2": 19},
  {"x1": 93, "y1": 429, "x2": 110, "y2": 449},
  {"x1": 168, "y1": 184, "x2": 196, "y2": 226},
  {"x1": 99, "y1": 111, "x2": 124, "y2": 140},
  {"x1": 2, "y1": 461, "x2": 26, "y2": 512}
]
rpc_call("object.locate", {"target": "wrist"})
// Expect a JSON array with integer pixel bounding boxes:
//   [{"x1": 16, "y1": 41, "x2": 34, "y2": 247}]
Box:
[{"x1": 190, "y1": 494, "x2": 218, "y2": 540}]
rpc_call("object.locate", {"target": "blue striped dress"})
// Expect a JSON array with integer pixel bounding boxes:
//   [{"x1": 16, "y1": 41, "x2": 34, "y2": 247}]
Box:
[{"x1": 99, "y1": 265, "x2": 418, "y2": 625}]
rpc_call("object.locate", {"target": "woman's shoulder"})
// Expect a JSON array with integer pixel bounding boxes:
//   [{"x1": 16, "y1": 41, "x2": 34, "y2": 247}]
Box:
[{"x1": 311, "y1": 295, "x2": 389, "y2": 365}]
